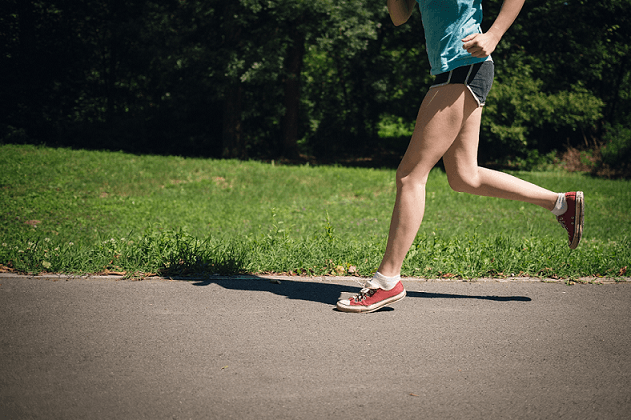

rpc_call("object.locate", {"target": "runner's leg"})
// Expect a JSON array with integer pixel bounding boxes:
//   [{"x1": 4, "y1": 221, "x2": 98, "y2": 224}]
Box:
[
  {"x1": 377, "y1": 84, "x2": 476, "y2": 277},
  {"x1": 442, "y1": 105, "x2": 558, "y2": 210}
]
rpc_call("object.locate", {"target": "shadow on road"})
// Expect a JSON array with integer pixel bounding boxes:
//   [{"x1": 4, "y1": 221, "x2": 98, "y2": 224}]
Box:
[{"x1": 183, "y1": 277, "x2": 532, "y2": 306}]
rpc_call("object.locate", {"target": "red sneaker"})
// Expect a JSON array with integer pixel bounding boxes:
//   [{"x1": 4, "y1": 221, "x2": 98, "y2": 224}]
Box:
[
  {"x1": 336, "y1": 281, "x2": 406, "y2": 313},
  {"x1": 557, "y1": 191, "x2": 584, "y2": 249}
]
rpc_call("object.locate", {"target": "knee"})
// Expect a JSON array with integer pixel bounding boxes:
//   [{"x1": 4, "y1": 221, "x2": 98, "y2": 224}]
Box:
[
  {"x1": 447, "y1": 171, "x2": 480, "y2": 193},
  {"x1": 395, "y1": 166, "x2": 428, "y2": 190}
]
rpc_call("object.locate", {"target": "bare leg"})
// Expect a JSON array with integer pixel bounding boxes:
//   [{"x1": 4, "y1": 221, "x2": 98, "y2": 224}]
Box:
[
  {"x1": 378, "y1": 85, "x2": 476, "y2": 277},
  {"x1": 378, "y1": 85, "x2": 559, "y2": 278},
  {"x1": 442, "y1": 106, "x2": 558, "y2": 210}
]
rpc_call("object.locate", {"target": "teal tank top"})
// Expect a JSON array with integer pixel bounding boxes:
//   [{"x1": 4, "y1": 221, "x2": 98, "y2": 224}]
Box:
[{"x1": 416, "y1": 0, "x2": 490, "y2": 75}]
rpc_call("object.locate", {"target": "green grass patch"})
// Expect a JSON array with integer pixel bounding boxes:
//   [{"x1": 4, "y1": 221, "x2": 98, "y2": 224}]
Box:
[{"x1": 1, "y1": 144, "x2": 629, "y2": 280}]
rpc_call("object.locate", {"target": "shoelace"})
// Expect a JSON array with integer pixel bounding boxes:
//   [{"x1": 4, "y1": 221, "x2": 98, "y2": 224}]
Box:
[
  {"x1": 557, "y1": 214, "x2": 574, "y2": 232},
  {"x1": 557, "y1": 216, "x2": 568, "y2": 231},
  {"x1": 352, "y1": 287, "x2": 377, "y2": 302}
]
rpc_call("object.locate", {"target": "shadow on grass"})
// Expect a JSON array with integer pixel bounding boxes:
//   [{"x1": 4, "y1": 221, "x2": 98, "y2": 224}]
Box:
[{"x1": 179, "y1": 276, "x2": 532, "y2": 307}]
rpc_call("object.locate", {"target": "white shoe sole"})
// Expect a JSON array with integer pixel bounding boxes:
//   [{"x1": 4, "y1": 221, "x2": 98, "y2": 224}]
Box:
[{"x1": 570, "y1": 191, "x2": 584, "y2": 249}]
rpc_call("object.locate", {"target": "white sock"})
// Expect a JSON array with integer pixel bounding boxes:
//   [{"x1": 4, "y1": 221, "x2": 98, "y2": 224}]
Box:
[
  {"x1": 551, "y1": 193, "x2": 568, "y2": 216},
  {"x1": 366, "y1": 271, "x2": 400, "y2": 291}
]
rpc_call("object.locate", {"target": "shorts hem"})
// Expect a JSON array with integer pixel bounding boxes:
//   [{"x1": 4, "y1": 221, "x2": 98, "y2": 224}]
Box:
[{"x1": 429, "y1": 61, "x2": 493, "y2": 107}]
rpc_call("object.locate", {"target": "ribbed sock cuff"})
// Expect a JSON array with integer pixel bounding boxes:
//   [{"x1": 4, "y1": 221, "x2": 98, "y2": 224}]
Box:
[
  {"x1": 551, "y1": 193, "x2": 568, "y2": 216},
  {"x1": 366, "y1": 271, "x2": 400, "y2": 291}
]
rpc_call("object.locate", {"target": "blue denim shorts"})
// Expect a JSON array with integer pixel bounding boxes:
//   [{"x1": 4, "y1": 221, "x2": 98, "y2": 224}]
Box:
[{"x1": 429, "y1": 61, "x2": 494, "y2": 106}]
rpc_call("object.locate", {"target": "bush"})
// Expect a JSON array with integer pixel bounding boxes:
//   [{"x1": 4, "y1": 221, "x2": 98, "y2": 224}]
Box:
[
  {"x1": 594, "y1": 122, "x2": 631, "y2": 178},
  {"x1": 481, "y1": 57, "x2": 604, "y2": 163},
  {"x1": 561, "y1": 146, "x2": 599, "y2": 173}
]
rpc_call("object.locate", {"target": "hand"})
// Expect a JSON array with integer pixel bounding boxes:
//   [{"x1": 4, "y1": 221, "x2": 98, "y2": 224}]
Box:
[{"x1": 462, "y1": 32, "x2": 500, "y2": 58}]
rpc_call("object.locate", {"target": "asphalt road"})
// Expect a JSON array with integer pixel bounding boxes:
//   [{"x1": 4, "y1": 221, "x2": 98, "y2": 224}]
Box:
[{"x1": 1, "y1": 274, "x2": 630, "y2": 420}]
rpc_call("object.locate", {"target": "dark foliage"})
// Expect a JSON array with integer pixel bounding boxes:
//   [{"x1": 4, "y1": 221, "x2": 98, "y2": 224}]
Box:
[{"x1": 1, "y1": 0, "x2": 630, "y2": 175}]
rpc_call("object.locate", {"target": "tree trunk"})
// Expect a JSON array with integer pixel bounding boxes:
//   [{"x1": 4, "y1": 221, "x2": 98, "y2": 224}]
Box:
[
  {"x1": 221, "y1": 2, "x2": 246, "y2": 159},
  {"x1": 222, "y1": 82, "x2": 245, "y2": 159},
  {"x1": 281, "y1": 28, "x2": 305, "y2": 159}
]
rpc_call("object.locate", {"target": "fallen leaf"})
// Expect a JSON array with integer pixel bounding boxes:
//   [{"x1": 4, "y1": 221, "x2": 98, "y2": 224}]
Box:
[
  {"x1": 100, "y1": 269, "x2": 126, "y2": 276},
  {"x1": 0, "y1": 264, "x2": 15, "y2": 273}
]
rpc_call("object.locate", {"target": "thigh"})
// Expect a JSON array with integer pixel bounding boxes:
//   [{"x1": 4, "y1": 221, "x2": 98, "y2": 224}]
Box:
[
  {"x1": 442, "y1": 105, "x2": 483, "y2": 180},
  {"x1": 398, "y1": 83, "x2": 479, "y2": 182}
]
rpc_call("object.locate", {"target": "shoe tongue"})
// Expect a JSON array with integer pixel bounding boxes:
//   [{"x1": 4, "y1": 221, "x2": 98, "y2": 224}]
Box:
[{"x1": 364, "y1": 279, "x2": 381, "y2": 290}]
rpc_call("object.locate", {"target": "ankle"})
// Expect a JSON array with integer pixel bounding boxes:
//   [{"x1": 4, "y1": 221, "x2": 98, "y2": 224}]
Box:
[
  {"x1": 551, "y1": 193, "x2": 568, "y2": 216},
  {"x1": 366, "y1": 271, "x2": 400, "y2": 291}
]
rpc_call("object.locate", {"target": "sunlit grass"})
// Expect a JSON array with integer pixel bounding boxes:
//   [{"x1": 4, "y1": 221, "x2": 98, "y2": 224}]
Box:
[{"x1": 1, "y1": 144, "x2": 629, "y2": 280}]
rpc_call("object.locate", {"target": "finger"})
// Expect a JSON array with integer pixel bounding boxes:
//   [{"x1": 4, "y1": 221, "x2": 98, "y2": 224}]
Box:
[
  {"x1": 463, "y1": 42, "x2": 479, "y2": 52},
  {"x1": 467, "y1": 46, "x2": 485, "y2": 57},
  {"x1": 462, "y1": 40, "x2": 476, "y2": 50},
  {"x1": 462, "y1": 33, "x2": 477, "y2": 42}
]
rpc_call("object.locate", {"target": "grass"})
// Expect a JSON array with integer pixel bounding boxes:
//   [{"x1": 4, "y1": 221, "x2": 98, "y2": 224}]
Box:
[{"x1": 1, "y1": 144, "x2": 629, "y2": 280}]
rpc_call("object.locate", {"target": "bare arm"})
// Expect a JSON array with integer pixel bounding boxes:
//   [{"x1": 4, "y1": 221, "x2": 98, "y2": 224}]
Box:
[
  {"x1": 387, "y1": 0, "x2": 417, "y2": 26},
  {"x1": 462, "y1": 0, "x2": 526, "y2": 57}
]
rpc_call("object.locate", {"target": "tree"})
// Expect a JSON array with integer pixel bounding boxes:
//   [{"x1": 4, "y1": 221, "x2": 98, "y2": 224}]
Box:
[
  {"x1": 237, "y1": 0, "x2": 382, "y2": 158},
  {"x1": 3, "y1": 0, "x2": 629, "y2": 176}
]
